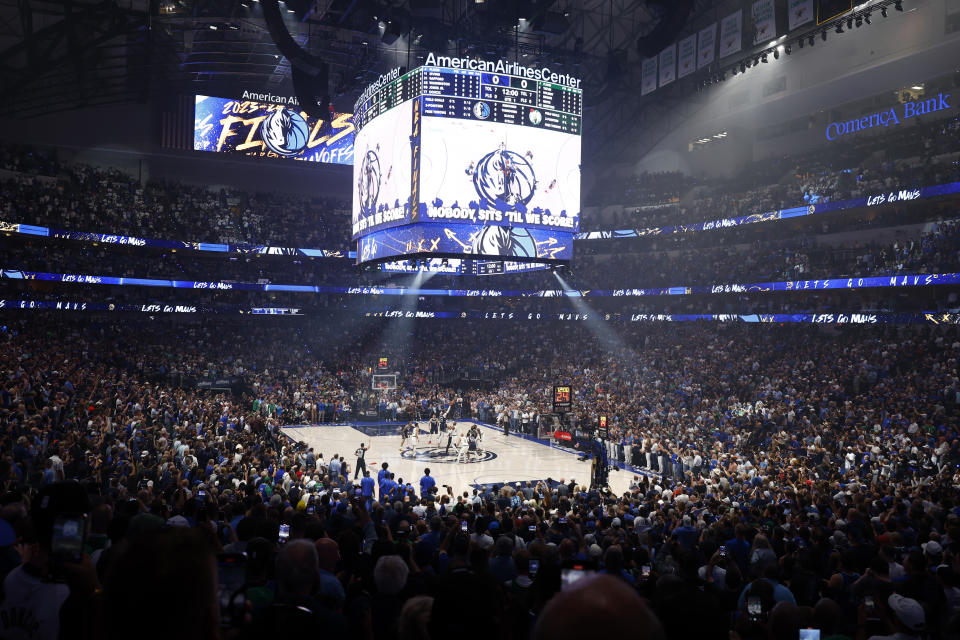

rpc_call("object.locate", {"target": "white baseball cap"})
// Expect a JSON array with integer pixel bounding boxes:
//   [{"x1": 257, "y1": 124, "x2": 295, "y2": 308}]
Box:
[
  {"x1": 888, "y1": 594, "x2": 924, "y2": 632},
  {"x1": 922, "y1": 540, "x2": 943, "y2": 556}
]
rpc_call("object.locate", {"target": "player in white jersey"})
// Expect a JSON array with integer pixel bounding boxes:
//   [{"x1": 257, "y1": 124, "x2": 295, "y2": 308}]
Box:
[
  {"x1": 410, "y1": 423, "x2": 419, "y2": 458},
  {"x1": 456, "y1": 434, "x2": 469, "y2": 464},
  {"x1": 444, "y1": 421, "x2": 457, "y2": 455}
]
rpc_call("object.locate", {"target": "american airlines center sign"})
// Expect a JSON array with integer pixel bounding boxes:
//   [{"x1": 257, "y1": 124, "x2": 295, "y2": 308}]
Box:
[{"x1": 825, "y1": 92, "x2": 951, "y2": 141}]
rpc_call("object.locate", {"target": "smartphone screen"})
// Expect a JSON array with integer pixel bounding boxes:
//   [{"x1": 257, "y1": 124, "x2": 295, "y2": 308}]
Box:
[
  {"x1": 278, "y1": 524, "x2": 290, "y2": 543},
  {"x1": 529, "y1": 559, "x2": 539, "y2": 576},
  {"x1": 51, "y1": 515, "x2": 85, "y2": 563},
  {"x1": 642, "y1": 565, "x2": 651, "y2": 577},
  {"x1": 798, "y1": 630, "x2": 820, "y2": 640},
  {"x1": 559, "y1": 517, "x2": 567, "y2": 524},
  {"x1": 461, "y1": 521, "x2": 468, "y2": 532},
  {"x1": 529, "y1": 525, "x2": 537, "y2": 531},
  {"x1": 561, "y1": 567, "x2": 594, "y2": 590}
]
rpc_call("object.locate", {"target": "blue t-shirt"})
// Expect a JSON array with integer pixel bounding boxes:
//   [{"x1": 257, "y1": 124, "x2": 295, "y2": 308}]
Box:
[
  {"x1": 361, "y1": 476, "x2": 375, "y2": 497},
  {"x1": 420, "y1": 474, "x2": 436, "y2": 496},
  {"x1": 725, "y1": 537, "x2": 751, "y2": 574}
]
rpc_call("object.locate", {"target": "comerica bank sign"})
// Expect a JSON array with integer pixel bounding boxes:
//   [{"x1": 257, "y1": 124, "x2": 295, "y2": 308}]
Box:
[{"x1": 825, "y1": 93, "x2": 952, "y2": 141}]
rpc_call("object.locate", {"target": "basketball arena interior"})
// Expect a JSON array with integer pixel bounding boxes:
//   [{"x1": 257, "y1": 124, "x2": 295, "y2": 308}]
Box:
[{"x1": 1, "y1": 0, "x2": 960, "y2": 638}]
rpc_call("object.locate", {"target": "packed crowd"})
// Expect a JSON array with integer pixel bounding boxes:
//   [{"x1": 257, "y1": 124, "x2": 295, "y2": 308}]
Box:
[
  {"x1": 0, "y1": 143, "x2": 350, "y2": 249},
  {"x1": 2, "y1": 316, "x2": 960, "y2": 639},
  {"x1": 1, "y1": 113, "x2": 958, "y2": 253},
  {"x1": 571, "y1": 216, "x2": 960, "y2": 288},
  {"x1": 2, "y1": 82, "x2": 960, "y2": 640},
  {"x1": 5, "y1": 210, "x2": 960, "y2": 294},
  {"x1": 586, "y1": 114, "x2": 960, "y2": 230}
]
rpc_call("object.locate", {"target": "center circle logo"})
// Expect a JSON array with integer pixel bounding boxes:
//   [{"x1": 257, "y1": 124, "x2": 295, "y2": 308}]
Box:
[
  {"x1": 260, "y1": 108, "x2": 309, "y2": 157},
  {"x1": 400, "y1": 446, "x2": 498, "y2": 464},
  {"x1": 473, "y1": 144, "x2": 537, "y2": 208},
  {"x1": 358, "y1": 150, "x2": 382, "y2": 216}
]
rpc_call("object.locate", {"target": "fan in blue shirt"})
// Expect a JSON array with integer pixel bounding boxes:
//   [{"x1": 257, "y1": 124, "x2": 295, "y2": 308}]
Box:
[
  {"x1": 419, "y1": 468, "x2": 436, "y2": 497},
  {"x1": 360, "y1": 471, "x2": 376, "y2": 509}
]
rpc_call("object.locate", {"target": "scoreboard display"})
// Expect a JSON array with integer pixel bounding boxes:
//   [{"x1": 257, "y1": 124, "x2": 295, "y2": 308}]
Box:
[
  {"x1": 354, "y1": 62, "x2": 581, "y2": 134},
  {"x1": 553, "y1": 385, "x2": 573, "y2": 413},
  {"x1": 352, "y1": 55, "x2": 582, "y2": 266}
]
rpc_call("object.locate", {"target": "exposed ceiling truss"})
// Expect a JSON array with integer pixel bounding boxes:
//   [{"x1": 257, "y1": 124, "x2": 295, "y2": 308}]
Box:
[{"x1": 0, "y1": 0, "x2": 730, "y2": 164}]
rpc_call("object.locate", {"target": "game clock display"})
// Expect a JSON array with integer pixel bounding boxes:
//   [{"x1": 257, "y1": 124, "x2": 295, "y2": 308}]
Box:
[
  {"x1": 351, "y1": 58, "x2": 581, "y2": 265},
  {"x1": 553, "y1": 385, "x2": 573, "y2": 413}
]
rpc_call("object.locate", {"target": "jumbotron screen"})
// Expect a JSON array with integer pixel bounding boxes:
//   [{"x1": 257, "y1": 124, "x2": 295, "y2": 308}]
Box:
[
  {"x1": 194, "y1": 93, "x2": 355, "y2": 165},
  {"x1": 352, "y1": 55, "x2": 582, "y2": 265}
]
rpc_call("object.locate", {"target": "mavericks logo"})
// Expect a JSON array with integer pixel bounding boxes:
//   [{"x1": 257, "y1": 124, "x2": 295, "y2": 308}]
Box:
[
  {"x1": 401, "y1": 446, "x2": 497, "y2": 464},
  {"x1": 471, "y1": 226, "x2": 537, "y2": 258},
  {"x1": 358, "y1": 150, "x2": 382, "y2": 216},
  {"x1": 260, "y1": 108, "x2": 309, "y2": 157},
  {"x1": 473, "y1": 144, "x2": 536, "y2": 208}
]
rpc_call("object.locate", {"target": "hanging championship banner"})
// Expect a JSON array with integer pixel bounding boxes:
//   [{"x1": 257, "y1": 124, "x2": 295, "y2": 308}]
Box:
[
  {"x1": 788, "y1": 0, "x2": 814, "y2": 30},
  {"x1": 658, "y1": 44, "x2": 676, "y2": 87},
  {"x1": 641, "y1": 57, "x2": 658, "y2": 95},
  {"x1": 697, "y1": 23, "x2": 717, "y2": 69},
  {"x1": 718, "y1": 10, "x2": 743, "y2": 59},
  {"x1": 678, "y1": 34, "x2": 697, "y2": 78},
  {"x1": 752, "y1": 0, "x2": 776, "y2": 45}
]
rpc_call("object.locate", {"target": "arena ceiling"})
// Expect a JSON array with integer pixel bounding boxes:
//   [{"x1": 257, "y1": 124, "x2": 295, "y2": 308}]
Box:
[{"x1": 0, "y1": 0, "x2": 727, "y2": 159}]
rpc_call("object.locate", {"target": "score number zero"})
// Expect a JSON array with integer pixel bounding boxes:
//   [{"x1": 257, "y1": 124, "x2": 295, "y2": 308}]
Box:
[{"x1": 490, "y1": 75, "x2": 530, "y2": 90}]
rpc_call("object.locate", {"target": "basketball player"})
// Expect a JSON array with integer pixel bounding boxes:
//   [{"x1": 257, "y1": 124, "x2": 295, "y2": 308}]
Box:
[
  {"x1": 467, "y1": 428, "x2": 478, "y2": 462},
  {"x1": 410, "y1": 422, "x2": 419, "y2": 458},
  {"x1": 443, "y1": 421, "x2": 454, "y2": 455},
  {"x1": 399, "y1": 421, "x2": 411, "y2": 452},
  {"x1": 456, "y1": 432, "x2": 469, "y2": 464},
  {"x1": 474, "y1": 425, "x2": 484, "y2": 454},
  {"x1": 429, "y1": 414, "x2": 439, "y2": 445}
]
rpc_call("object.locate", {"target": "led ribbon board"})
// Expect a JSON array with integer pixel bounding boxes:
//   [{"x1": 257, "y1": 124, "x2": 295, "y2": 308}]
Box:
[
  {"x1": 4, "y1": 299, "x2": 959, "y2": 325},
  {"x1": 3, "y1": 268, "x2": 958, "y2": 298}
]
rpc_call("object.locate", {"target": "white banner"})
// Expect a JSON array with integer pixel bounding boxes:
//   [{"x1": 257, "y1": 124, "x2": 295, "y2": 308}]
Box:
[
  {"x1": 641, "y1": 57, "x2": 658, "y2": 95},
  {"x1": 697, "y1": 23, "x2": 717, "y2": 70},
  {"x1": 658, "y1": 44, "x2": 676, "y2": 87},
  {"x1": 718, "y1": 10, "x2": 743, "y2": 59},
  {"x1": 677, "y1": 35, "x2": 697, "y2": 78},
  {"x1": 752, "y1": 0, "x2": 776, "y2": 45},
  {"x1": 788, "y1": 0, "x2": 814, "y2": 31}
]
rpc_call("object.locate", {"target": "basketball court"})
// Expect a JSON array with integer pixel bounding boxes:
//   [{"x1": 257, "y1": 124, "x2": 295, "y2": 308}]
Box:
[{"x1": 281, "y1": 421, "x2": 637, "y2": 497}]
